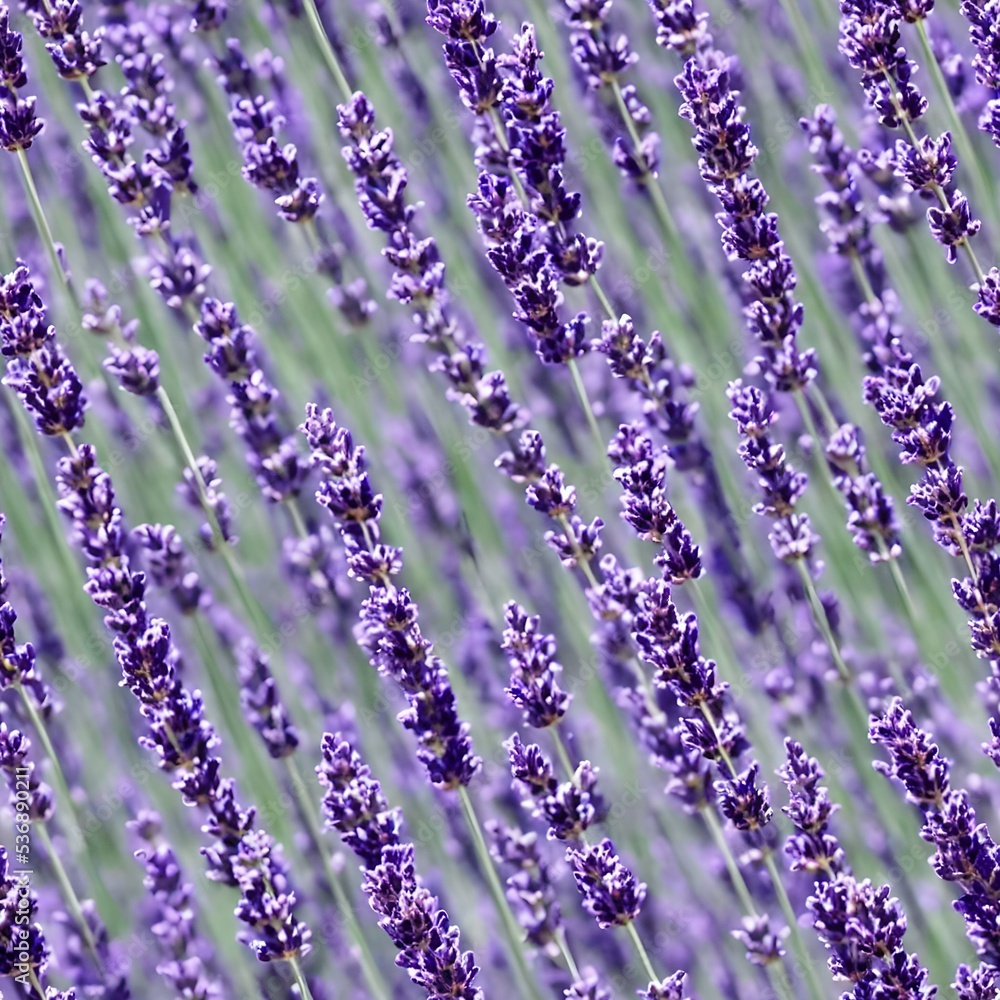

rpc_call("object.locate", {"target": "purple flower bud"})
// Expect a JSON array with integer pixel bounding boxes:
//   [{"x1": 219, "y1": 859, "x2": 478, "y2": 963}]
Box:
[
  {"x1": 501, "y1": 602, "x2": 571, "y2": 727},
  {"x1": 567, "y1": 837, "x2": 646, "y2": 927}
]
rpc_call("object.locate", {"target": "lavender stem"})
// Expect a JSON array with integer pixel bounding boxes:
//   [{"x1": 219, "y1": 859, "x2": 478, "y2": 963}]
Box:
[
  {"x1": 300, "y1": 0, "x2": 352, "y2": 100},
  {"x1": 13, "y1": 149, "x2": 75, "y2": 307},
  {"x1": 458, "y1": 785, "x2": 546, "y2": 1000},
  {"x1": 34, "y1": 821, "x2": 101, "y2": 966}
]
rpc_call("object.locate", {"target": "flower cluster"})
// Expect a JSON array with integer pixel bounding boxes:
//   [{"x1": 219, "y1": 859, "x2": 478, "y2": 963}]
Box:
[
  {"x1": 0, "y1": 6, "x2": 43, "y2": 151},
  {"x1": 302, "y1": 403, "x2": 481, "y2": 789},
  {"x1": 610, "y1": 423, "x2": 702, "y2": 584},
  {"x1": 1, "y1": 265, "x2": 310, "y2": 966},
  {"x1": 727, "y1": 381, "x2": 818, "y2": 564},
  {"x1": 668, "y1": 21, "x2": 816, "y2": 393},
  {"x1": 960, "y1": 0, "x2": 1000, "y2": 146},
  {"x1": 0, "y1": 263, "x2": 87, "y2": 437},
  {"x1": 506, "y1": 732, "x2": 600, "y2": 840},
  {"x1": 318, "y1": 734, "x2": 482, "y2": 998},
  {"x1": 195, "y1": 298, "x2": 308, "y2": 504},
  {"x1": 129, "y1": 811, "x2": 223, "y2": 999},
  {"x1": 562, "y1": 0, "x2": 661, "y2": 183},
  {"x1": 839, "y1": 0, "x2": 981, "y2": 265},
  {"x1": 871, "y1": 698, "x2": 1000, "y2": 965},
  {"x1": 501, "y1": 601, "x2": 571, "y2": 727}
]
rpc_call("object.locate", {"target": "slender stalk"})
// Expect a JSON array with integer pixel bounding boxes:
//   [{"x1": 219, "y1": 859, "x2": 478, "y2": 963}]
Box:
[
  {"x1": 550, "y1": 726, "x2": 577, "y2": 780},
  {"x1": 15, "y1": 150, "x2": 79, "y2": 311},
  {"x1": 794, "y1": 560, "x2": 852, "y2": 682},
  {"x1": 702, "y1": 808, "x2": 795, "y2": 998},
  {"x1": 458, "y1": 786, "x2": 546, "y2": 1000},
  {"x1": 14, "y1": 683, "x2": 81, "y2": 852},
  {"x1": 555, "y1": 927, "x2": 582, "y2": 981},
  {"x1": 625, "y1": 919, "x2": 659, "y2": 984},
  {"x1": 567, "y1": 356, "x2": 608, "y2": 459},
  {"x1": 34, "y1": 822, "x2": 100, "y2": 965},
  {"x1": 28, "y1": 968, "x2": 46, "y2": 1000},
  {"x1": 300, "y1": 0, "x2": 353, "y2": 102},
  {"x1": 288, "y1": 955, "x2": 315, "y2": 1000},
  {"x1": 763, "y1": 851, "x2": 829, "y2": 1000}
]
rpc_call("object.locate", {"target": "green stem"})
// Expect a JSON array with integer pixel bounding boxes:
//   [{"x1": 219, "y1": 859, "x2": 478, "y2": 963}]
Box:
[
  {"x1": 550, "y1": 727, "x2": 577, "y2": 780},
  {"x1": 15, "y1": 684, "x2": 80, "y2": 851},
  {"x1": 702, "y1": 808, "x2": 795, "y2": 996},
  {"x1": 35, "y1": 822, "x2": 100, "y2": 966},
  {"x1": 288, "y1": 955, "x2": 315, "y2": 1000},
  {"x1": 794, "y1": 561, "x2": 852, "y2": 683},
  {"x1": 609, "y1": 80, "x2": 679, "y2": 246},
  {"x1": 567, "y1": 357, "x2": 608, "y2": 461},
  {"x1": 154, "y1": 386, "x2": 273, "y2": 639},
  {"x1": 762, "y1": 851, "x2": 828, "y2": 1000},
  {"x1": 701, "y1": 807, "x2": 755, "y2": 914},
  {"x1": 300, "y1": 0, "x2": 353, "y2": 101},
  {"x1": 15, "y1": 149, "x2": 79, "y2": 312},
  {"x1": 624, "y1": 920, "x2": 659, "y2": 985},
  {"x1": 458, "y1": 787, "x2": 545, "y2": 1000},
  {"x1": 28, "y1": 968, "x2": 47, "y2": 1000}
]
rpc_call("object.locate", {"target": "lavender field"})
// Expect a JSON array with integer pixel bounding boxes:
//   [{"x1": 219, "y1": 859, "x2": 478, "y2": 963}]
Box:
[{"x1": 2, "y1": 0, "x2": 1000, "y2": 996}]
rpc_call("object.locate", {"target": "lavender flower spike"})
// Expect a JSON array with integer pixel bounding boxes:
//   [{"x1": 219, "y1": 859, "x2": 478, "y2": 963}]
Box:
[
  {"x1": 302, "y1": 403, "x2": 481, "y2": 790},
  {"x1": 567, "y1": 837, "x2": 647, "y2": 928},
  {"x1": 501, "y1": 601, "x2": 571, "y2": 728},
  {"x1": 0, "y1": 6, "x2": 43, "y2": 151},
  {"x1": 317, "y1": 734, "x2": 483, "y2": 999}
]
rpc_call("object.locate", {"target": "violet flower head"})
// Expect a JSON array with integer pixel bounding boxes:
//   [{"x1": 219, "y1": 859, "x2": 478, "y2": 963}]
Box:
[
  {"x1": 28, "y1": 0, "x2": 105, "y2": 81},
  {"x1": 808, "y1": 873, "x2": 933, "y2": 996},
  {"x1": 303, "y1": 403, "x2": 481, "y2": 789},
  {"x1": 639, "y1": 972, "x2": 694, "y2": 999},
  {"x1": 337, "y1": 91, "x2": 527, "y2": 432},
  {"x1": 237, "y1": 641, "x2": 299, "y2": 759},
  {"x1": 317, "y1": 733, "x2": 403, "y2": 868},
  {"x1": 610, "y1": 423, "x2": 702, "y2": 584},
  {"x1": 563, "y1": 0, "x2": 661, "y2": 183},
  {"x1": 870, "y1": 699, "x2": 1000, "y2": 962},
  {"x1": 498, "y1": 20, "x2": 603, "y2": 283},
  {"x1": 674, "y1": 44, "x2": 816, "y2": 393},
  {"x1": 778, "y1": 738, "x2": 848, "y2": 876},
  {"x1": 501, "y1": 601, "x2": 571, "y2": 728},
  {"x1": 524, "y1": 463, "x2": 604, "y2": 568},
  {"x1": 0, "y1": 6, "x2": 43, "y2": 151},
  {"x1": 959, "y1": 0, "x2": 1000, "y2": 147},
  {"x1": 229, "y1": 95, "x2": 321, "y2": 223},
  {"x1": 567, "y1": 837, "x2": 646, "y2": 928},
  {"x1": 0, "y1": 845, "x2": 49, "y2": 982},
  {"x1": 0, "y1": 515, "x2": 52, "y2": 710},
  {"x1": 129, "y1": 811, "x2": 223, "y2": 999},
  {"x1": 565, "y1": 968, "x2": 611, "y2": 1000},
  {"x1": 838, "y1": 0, "x2": 927, "y2": 127},
  {"x1": 0, "y1": 263, "x2": 87, "y2": 437},
  {"x1": 0, "y1": 723, "x2": 53, "y2": 827},
  {"x1": 132, "y1": 522, "x2": 207, "y2": 615},
  {"x1": 487, "y1": 821, "x2": 564, "y2": 951},
  {"x1": 365, "y1": 844, "x2": 483, "y2": 999},
  {"x1": 506, "y1": 732, "x2": 600, "y2": 840},
  {"x1": 727, "y1": 381, "x2": 819, "y2": 563},
  {"x1": 825, "y1": 424, "x2": 902, "y2": 563},
  {"x1": 195, "y1": 299, "x2": 308, "y2": 504}
]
